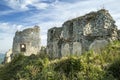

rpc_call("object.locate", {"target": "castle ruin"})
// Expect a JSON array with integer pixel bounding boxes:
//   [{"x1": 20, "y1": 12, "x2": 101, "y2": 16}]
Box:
[
  {"x1": 4, "y1": 9, "x2": 120, "y2": 62},
  {"x1": 47, "y1": 9, "x2": 118, "y2": 58},
  {"x1": 12, "y1": 26, "x2": 40, "y2": 56},
  {"x1": 4, "y1": 26, "x2": 41, "y2": 63}
]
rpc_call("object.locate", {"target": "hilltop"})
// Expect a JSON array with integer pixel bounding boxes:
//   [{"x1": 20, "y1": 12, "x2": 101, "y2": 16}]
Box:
[
  {"x1": 1, "y1": 9, "x2": 120, "y2": 80},
  {"x1": 0, "y1": 41, "x2": 120, "y2": 80}
]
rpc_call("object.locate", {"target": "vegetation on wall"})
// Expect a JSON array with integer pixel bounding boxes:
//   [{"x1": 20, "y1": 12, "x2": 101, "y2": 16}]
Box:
[{"x1": 0, "y1": 41, "x2": 120, "y2": 80}]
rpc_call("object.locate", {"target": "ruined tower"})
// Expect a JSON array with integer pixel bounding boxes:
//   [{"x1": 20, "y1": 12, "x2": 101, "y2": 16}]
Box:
[
  {"x1": 4, "y1": 26, "x2": 41, "y2": 63},
  {"x1": 12, "y1": 26, "x2": 40, "y2": 56}
]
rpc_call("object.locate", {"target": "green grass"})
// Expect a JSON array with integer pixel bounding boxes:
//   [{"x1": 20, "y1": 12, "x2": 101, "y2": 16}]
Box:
[{"x1": 0, "y1": 41, "x2": 120, "y2": 80}]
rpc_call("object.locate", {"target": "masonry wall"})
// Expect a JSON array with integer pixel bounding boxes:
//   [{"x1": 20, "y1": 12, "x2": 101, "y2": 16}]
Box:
[
  {"x1": 12, "y1": 26, "x2": 40, "y2": 56},
  {"x1": 47, "y1": 9, "x2": 118, "y2": 58},
  {"x1": 47, "y1": 27, "x2": 63, "y2": 58}
]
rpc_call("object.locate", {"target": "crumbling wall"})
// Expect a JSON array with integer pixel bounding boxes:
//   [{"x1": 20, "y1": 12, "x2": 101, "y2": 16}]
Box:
[
  {"x1": 12, "y1": 26, "x2": 40, "y2": 56},
  {"x1": 117, "y1": 30, "x2": 120, "y2": 40},
  {"x1": 4, "y1": 26, "x2": 41, "y2": 63},
  {"x1": 47, "y1": 9, "x2": 118, "y2": 58},
  {"x1": 47, "y1": 27, "x2": 63, "y2": 58},
  {"x1": 4, "y1": 49, "x2": 12, "y2": 63}
]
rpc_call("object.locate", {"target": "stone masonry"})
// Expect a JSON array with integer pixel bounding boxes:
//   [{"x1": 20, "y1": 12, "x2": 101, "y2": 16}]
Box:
[
  {"x1": 47, "y1": 9, "x2": 118, "y2": 58},
  {"x1": 12, "y1": 26, "x2": 40, "y2": 56},
  {"x1": 4, "y1": 26, "x2": 41, "y2": 63}
]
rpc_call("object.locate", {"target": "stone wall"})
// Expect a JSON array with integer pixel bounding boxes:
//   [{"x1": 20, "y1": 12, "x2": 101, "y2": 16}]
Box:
[
  {"x1": 12, "y1": 26, "x2": 41, "y2": 56},
  {"x1": 4, "y1": 26, "x2": 41, "y2": 63},
  {"x1": 47, "y1": 27, "x2": 63, "y2": 58},
  {"x1": 47, "y1": 9, "x2": 118, "y2": 58},
  {"x1": 117, "y1": 30, "x2": 120, "y2": 40},
  {"x1": 4, "y1": 49, "x2": 12, "y2": 63}
]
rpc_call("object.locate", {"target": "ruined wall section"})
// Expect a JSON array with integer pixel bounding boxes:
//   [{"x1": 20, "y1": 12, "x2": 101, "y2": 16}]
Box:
[
  {"x1": 117, "y1": 30, "x2": 120, "y2": 40},
  {"x1": 4, "y1": 49, "x2": 12, "y2": 63},
  {"x1": 62, "y1": 9, "x2": 118, "y2": 52},
  {"x1": 12, "y1": 26, "x2": 40, "y2": 56},
  {"x1": 47, "y1": 27, "x2": 63, "y2": 58},
  {"x1": 47, "y1": 9, "x2": 118, "y2": 58}
]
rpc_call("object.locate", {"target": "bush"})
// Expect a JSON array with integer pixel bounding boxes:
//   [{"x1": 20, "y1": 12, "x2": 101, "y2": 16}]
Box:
[
  {"x1": 1, "y1": 41, "x2": 120, "y2": 80},
  {"x1": 54, "y1": 57, "x2": 82, "y2": 76},
  {"x1": 0, "y1": 54, "x2": 44, "y2": 80},
  {"x1": 108, "y1": 59, "x2": 120, "y2": 80}
]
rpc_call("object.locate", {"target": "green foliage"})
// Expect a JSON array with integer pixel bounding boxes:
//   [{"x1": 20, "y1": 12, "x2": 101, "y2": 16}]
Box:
[
  {"x1": 0, "y1": 54, "x2": 44, "y2": 80},
  {"x1": 54, "y1": 57, "x2": 82, "y2": 75},
  {"x1": 0, "y1": 41, "x2": 120, "y2": 80},
  {"x1": 108, "y1": 59, "x2": 120, "y2": 80}
]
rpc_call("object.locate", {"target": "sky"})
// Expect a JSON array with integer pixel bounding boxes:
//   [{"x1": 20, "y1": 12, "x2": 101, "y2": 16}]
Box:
[{"x1": 0, "y1": 0, "x2": 120, "y2": 53}]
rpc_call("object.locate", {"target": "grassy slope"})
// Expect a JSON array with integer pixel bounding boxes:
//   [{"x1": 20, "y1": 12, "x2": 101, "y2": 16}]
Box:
[{"x1": 0, "y1": 41, "x2": 120, "y2": 80}]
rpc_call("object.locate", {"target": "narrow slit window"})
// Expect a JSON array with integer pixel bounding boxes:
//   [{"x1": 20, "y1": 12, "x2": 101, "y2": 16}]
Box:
[{"x1": 20, "y1": 44, "x2": 26, "y2": 52}]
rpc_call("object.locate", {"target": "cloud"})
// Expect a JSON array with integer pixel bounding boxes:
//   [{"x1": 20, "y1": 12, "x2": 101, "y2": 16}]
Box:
[
  {"x1": 0, "y1": 22, "x2": 25, "y2": 53},
  {"x1": 0, "y1": 10, "x2": 15, "y2": 16},
  {"x1": 31, "y1": 2, "x2": 49, "y2": 9},
  {"x1": 0, "y1": 0, "x2": 54, "y2": 17},
  {"x1": 4, "y1": 0, "x2": 50, "y2": 10},
  {"x1": 0, "y1": 36, "x2": 12, "y2": 53},
  {"x1": 5, "y1": 0, "x2": 34, "y2": 10},
  {"x1": 0, "y1": 38, "x2": 4, "y2": 40},
  {"x1": 0, "y1": 22, "x2": 24, "y2": 34},
  {"x1": 22, "y1": 0, "x2": 120, "y2": 27}
]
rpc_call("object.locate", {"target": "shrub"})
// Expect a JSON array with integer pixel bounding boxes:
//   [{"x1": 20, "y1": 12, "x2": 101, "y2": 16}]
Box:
[
  {"x1": 108, "y1": 59, "x2": 120, "y2": 80},
  {"x1": 54, "y1": 57, "x2": 82, "y2": 76},
  {"x1": 1, "y1": 41, "x2": 120, "y2": 80}
]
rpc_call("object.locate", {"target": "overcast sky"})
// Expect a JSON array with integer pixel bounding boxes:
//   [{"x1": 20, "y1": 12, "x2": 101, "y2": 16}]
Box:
[{"x1": 0, "y1": 0, "x2": 120, "y2": 53}]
